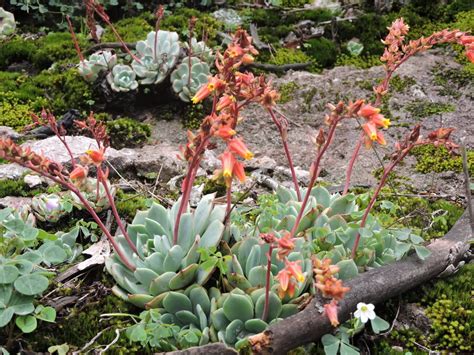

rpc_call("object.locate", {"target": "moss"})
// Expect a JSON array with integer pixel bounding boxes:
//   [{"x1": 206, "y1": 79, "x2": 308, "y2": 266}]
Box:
[
  {"x1": 194, "y1": 176, "x2": 227, "y2": 197},
  {"x1": 182, "y1": 103, "x2": 211, "y2": 130},
  {"x1": 390, "y1": 75, "x2": 416, "y2": 93},
  {"x1": 0, "y1": 36, "x2": 36, "y2": 70},
  {"x1": 302, "y1": 87, "x2": 319, "y2": 112},
  {"x1": 335, "y1": 54, "x2": 381, "y2": 69},
  {"x1": 433, "y1": 63, "x2": 474, "y2": 98},
  {"x1": 161, "y1": 8, "x2": 223, "y2": 46},
  {"x1": 303, "y1": 37, "x2": 338, "y2": 68},
  {"x1": 115, "y1": 190, "x2": 151, "y2": 221},
  {"x1": 31, "y1": 32, "x2": 86, "y2": 69},
  {"x1": 279, "y1": 0, "x2": 311, "y2": 7},
  {"x1": 0, "y1": 92, "x2": 42, "y2": 130},
  {"x1": 102, "y1": 16, "x2": 153, "y2": 43},
  {"x1": 278, "y1": 82, "x2": 300, "y2": 104},
  {"x1": 30, "y1": 67, "x2": 94, "y2": 113},
  {"x1": 266, "y1": 48, "x2": 319, "y2": 73},
  {"x1": 23, "y1": 277, "x2": 144, "y2": 353},
  {"x1": 411, "y1": 144, "x2": 474, "y2": 175},
  {"x1": 106, "y1": 118, "x2": 151, "y2": 149},
  {"x1": 404, "y1": 99, "x2": 455, "y2": 119},
  {"x1": 0, "y1": 178, "x2": 47, "y2": 198}
]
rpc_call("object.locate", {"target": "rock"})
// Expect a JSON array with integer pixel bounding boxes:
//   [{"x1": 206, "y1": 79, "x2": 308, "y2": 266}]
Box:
[
  {"x1": 201, "y1": 150, "x2": 221, "y2": 172},
  {"x1": 247, "y1": 155, "x2": 277, "y2": 172},
  {"x1": 0, "y1": 196, "x2": 32, "y2": 209},
  {"x1": 24, "y1": 174, "x2": 42, "y2": 188},
  {"x1": 0, "y1": 126, "x2": 22, "y2": 140},
  {"x1": 0, "y1": 136, "x2": 185, "y2": 182}
]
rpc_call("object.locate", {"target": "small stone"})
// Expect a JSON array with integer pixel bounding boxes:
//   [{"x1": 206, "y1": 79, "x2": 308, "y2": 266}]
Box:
[
  {"x1": 24, "y1": 174, "x2": 42, "y2": 188},
  {"x1": 0, "y1": 126, "x2": 22, "y2": 140}
]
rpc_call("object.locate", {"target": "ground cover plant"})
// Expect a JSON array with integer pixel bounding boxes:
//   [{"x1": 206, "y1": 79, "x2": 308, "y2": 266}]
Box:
[{"x1": 0, "y1": 1, "x2": 473, "y2": 353}]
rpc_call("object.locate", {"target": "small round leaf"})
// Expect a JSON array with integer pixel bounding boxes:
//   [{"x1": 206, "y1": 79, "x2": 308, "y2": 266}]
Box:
[
  {"x1": 14, "y1": 274, "x2": 49, "y2": 296},
  {"x1": 16, "y1": 315, "x2": 37, "y2": 333}
]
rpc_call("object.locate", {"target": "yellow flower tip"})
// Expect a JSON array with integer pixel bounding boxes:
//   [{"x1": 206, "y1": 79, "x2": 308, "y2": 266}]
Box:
[
  {"x1": 207, "y1": 83, "x2": 216, "y2": 92},
  {"x1": 244, "y1": 151, "x2": 254, "y2": 160},
  {"x1": 191, "y1": 96, "x2": 199, "y2": 104},
  {"x1": 229, "y1": 129, "x2": 237, "y2": 136},
  {"x1": 383, "y1": 119, "x2": 391, "y2": 128},
  {"x1": 297, "y1": 274, "x2": 305, "y2": 283},
  {"x1": 370, "y1": 133, "x2": 377, "y2": 141},
  {"x1": 223, "y1": 170, "x2": 232, "y2": 178}
]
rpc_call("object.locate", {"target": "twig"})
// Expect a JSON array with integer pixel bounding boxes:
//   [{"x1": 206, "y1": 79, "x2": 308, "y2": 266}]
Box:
[
  {"x1": 247, "y1": 61, "x2": 312, "y2": 72},
  {"x1": 84, "y1": 42, "x2": 137, "y2": 55},
  {"x1": 460, "y1": 144, "x2": 474, "y2": 234},
  {"x1": 76, "y1": 326, "x2": 111, "y2": 354},
  {"x1": 98, "y1": 329, "x2": 124, "y2": 354},
  {"x1": 249, "y1": 23, "x2": 270, "y2": 50},
  {"x1": 380, "y1": 299, "x2": 401, "y2": 336}
]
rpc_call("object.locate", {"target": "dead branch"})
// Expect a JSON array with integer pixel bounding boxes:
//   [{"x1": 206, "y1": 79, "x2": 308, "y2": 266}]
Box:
[
  {"x1": 168, "y1": 203, "x2": 472, "y2": 354},
  {"x1": 248, "y1": 61, "x2": 312, "y2": 72},
  {"x1": 249, "y1": 24, "x2": 270, "y2": 50},
  {"x1": 85, "y1": 42, "x2": 137, "y2": 55}
]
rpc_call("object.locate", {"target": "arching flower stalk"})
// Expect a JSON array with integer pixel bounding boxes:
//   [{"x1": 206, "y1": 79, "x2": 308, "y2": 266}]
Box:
[
  {"x1": 342, "y1": 18, "x2": 473, "y2": 195},
  {"x1": 173, "y1": 29, "x2": 279, "y2": 245}
]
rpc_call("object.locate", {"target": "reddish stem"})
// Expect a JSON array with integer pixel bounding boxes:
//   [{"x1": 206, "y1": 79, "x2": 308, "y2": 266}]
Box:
[
  {"x1": 343, "y1": 133, "x2": 364, "y2": 195},
  {"x1": 66, "y1": 16, "x2": 84, "y2": 62},
  {"x1": 98, "y1": 168, "x2": 138, "y2": 255},
  {"x1": 14, "y1": 162, "x2": 136, "y2": 271},
  {"x1": 267, "y1": 108, "x2": 301, "y2": 201},
  {"x1": 289, "y1": 119, "x2": 340, "y2": 238},
  {"x1": 350, "y1": 147, "x2": 413, "y2": 258},
  {"x1": 224, "y1": 182, "x2": 232, "y2": 227},
  {"x1": 262, "y1": 244, "x2": 274, "y2": 322}
]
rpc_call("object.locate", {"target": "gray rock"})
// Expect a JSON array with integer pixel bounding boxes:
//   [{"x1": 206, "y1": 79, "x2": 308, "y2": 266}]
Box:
[
  {"x1": 0, "y1": 126, "x2": 22, "y2": 140},
  {"x1": 0, "y1": 196, "x2": 32, "y2": 209},
  {"x1": 23, "y1": 174, "x2": 42, "y2": 188},
  {"x1": 0, "y1": 136, "x2": 185, "y2": 182}
]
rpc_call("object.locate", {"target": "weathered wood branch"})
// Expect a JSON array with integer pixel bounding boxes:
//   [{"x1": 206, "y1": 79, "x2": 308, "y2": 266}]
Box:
[
  {"x1": 247, "y1": 61, "x2": 312, "y2": 72},
  {"x1": 249, "y1": 23, "x2": 270, "y2": 50},
  {"x1": 85, "y1": 42, "x2": 137, "y2": 55},
  {"x1": 169, "y1": 203, "x2": 472, "y2": 354}
]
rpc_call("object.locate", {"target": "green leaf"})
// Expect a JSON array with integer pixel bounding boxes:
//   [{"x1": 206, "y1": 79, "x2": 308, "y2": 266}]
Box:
[
  {"x1": 336, "y1": 259, "x2": 359, "y2": 280},
  {"x1": 0, "y1": 308, "x2": 14, "y2": 327},
  {"x1": 42, "y1": 245, "x2": 67, "y2": 264},
  {"x1": 0, "y1": 265, "x2": 19, "y2": 284},
  {"x1": 15, "y1": 315, "x2": 37, "y2": 333},
  {"x1": 48, "y1": 344, "x2": 69, "y2": 355},
  {"x1": 14, "y1": 274, "x2": 49, "y2": 296},
  {"x1": 414, "y1": 245, "x2": 431, "y2": 260},
  {"x1": 35, "y1": 306, "x2": 56, "y2": 322},
  {"x1": 321, "y1": 334, "x2": 340, "y2": 355},
  {"x1": 340, "y1": 342, "x2": 360, "y2": 355},
  {"x1": 370, "y1": 316, "x2": 390, "y2": 334},
  {"x1": 127, "y1": 323, "x2": 147, "y2": 342}
]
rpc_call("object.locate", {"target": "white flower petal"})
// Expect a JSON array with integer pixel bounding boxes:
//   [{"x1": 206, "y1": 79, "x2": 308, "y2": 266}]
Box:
[
  {"x1": 360, "y1": 313, "x2": 369, "y2": 323},
  {"x1": 367, "y1": 303, "x2": 375, "y2": 311},
  {"x1": 368, "y1": 310, "x2": 376, "y2": 320}
]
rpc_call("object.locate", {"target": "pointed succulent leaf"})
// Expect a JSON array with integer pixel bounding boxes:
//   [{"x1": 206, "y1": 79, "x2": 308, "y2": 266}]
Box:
[
  {"x1": 163, "y1": 292, "x2": 192, "y2": 314},
  {"x1": 210, "y1": 308, "x2": 230, "y2": 331},
  {"x1": 244, "y1": 318, "x2": 268, "y2": 333},
  {"x1": 177, "y1": 213, "x2": 195, "y2": 253},
  {"x1": 196, "y1": 304, "x2": 208, "y2": 331},
  {"x1": 223, "y1": 293, "x2": 254, "y2": 322},
  {"x1": 128, "y1": 294, "x2": 155, "y2": 308},
  {"x1": 176, "y1": 310, "x2": 200, "y2": 327},
  {"x1": 228, "y1": 273, "x2": 253, "y2": 290},
  {"x1": 133, "y1": 268, "x2": 159, "y2": 290},
  {"x1": 245, "y1": 245, "x2": 262, "y2": 276},
  {"x1": 163, "y1": 245, "x2": 185, "y2": 272},
  {"x1": 193, "y1": 194, "x2": 216, "y2": 237},
  {"x1": 237, "y1": 238, "x2": 259, "y2": 271},
  {"x1": 145, "y1": 218, "x2": 168, "y2": 238},
  {"x1": 169, "y1": 263, "x2": 199, "y2": 290},
  {"x1": 148, "y1": 272, "x2": 176, "y2": 296},
  {"x1": 182, "y1": 235, "x2": 201, "y2": 268},
  {"x1": 248, "y1": 266, "x2": 270, "y2": 289},
  {"x1": 190, "y1": 286, "x2": 211, "y2": 315},
  {"x1": 336, "y1": 259, "x2": 359, "y2": 280},
  {"x1": 255, "y1": 292, "x2": 282, "y2": 321},
  {"x1": 280, "y1": 303, "x2": 299, "y2": 318},
  {"x1": 225, "y1": 319, "x2": 244, "y2": 344},
  {"x1": 199, "y1": 220, "x2": 225, "y2": 249},
  {"x1": 145, "y1": 252, "x2": 165, "y2": 274}
]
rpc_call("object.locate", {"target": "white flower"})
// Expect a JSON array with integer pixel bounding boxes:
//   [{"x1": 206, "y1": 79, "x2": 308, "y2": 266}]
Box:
[{"x1": 354, "y1": 302, "x2": 376, "y2": 323}]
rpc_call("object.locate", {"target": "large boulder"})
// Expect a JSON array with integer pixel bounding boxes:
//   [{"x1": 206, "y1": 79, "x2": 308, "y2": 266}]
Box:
[{"x1": 0, "y1": 136, "x2": 184, "y2": 181}]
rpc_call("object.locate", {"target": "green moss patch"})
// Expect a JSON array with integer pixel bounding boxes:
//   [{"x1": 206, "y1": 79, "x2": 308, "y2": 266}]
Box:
[
  {"x1": 405, "y1": 99, "x2": 455, "y2": 119},
  {"x1": 411, "y1": 144, "x2": 474, "y2": 175},
  {"x1": 102, "y1": 16, "x2": 153, "y2": 43},
  {"x1": 106, "y1": 118, "x2": 151, "y2": 149},
  {"x1": 278, "y1": 82, "x2": 300, "y2": 104}
]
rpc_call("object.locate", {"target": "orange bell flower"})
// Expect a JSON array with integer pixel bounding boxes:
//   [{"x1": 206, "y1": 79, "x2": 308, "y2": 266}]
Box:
[{"x1": 228, "y1": 138, "x2": 254, "y2": 160}]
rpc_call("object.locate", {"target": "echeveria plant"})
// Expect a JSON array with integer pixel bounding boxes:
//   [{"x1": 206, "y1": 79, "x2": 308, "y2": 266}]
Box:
[
  {"x1": 106, "y1": 64, "x2": 139, "y2": 92},
  {"x1": 0, "y1": 8, "x2": 15, "y2": 39}
]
